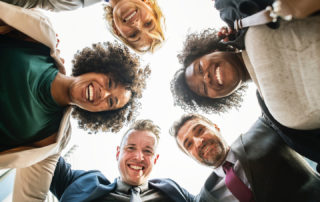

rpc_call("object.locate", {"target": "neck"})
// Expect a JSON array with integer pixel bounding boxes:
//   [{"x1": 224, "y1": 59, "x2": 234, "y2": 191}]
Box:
[
  {"x1": 51, "y1": 72, "x2": 73, "y2": 106},
  {"x1": 236, "y1": 52, "x2": 251, "y2": 82}
]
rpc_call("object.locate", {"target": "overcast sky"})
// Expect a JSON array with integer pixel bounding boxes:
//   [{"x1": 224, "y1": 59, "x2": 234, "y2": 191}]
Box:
[{"x1": 46, "y1": 0, "x2": 260, "y2": 195}]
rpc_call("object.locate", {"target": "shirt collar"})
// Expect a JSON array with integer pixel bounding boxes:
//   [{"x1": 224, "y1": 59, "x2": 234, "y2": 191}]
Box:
[
  {"x1": 214, "y1": 150, "x2": 237, "y2": 177},
  {"x1": 116, "y1": 178, "x2": 149, "y2": 194}
]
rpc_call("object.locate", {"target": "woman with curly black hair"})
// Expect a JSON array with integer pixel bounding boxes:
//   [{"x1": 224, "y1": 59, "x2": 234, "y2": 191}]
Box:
[
  {"x1": 171, "y1": 27, "x2": 320, "y2": 171},
  {"x1": 0, "y1": 38, "x2": 149, "y2": 200},
  {"x1": 171, "y1": 28, "x2": 249, "y2": 114}
]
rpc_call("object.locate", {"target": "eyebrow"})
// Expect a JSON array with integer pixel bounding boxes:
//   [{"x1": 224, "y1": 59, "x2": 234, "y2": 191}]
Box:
[
  {"x1": 183, "y1": 137, "x2": 189, "y2": 148},
  {"x1": 115, "y1": 97, "x2": 119, "y2": 105},
  {"x1": 203, "y1": 82, "x2": 208, "y2": 96}
]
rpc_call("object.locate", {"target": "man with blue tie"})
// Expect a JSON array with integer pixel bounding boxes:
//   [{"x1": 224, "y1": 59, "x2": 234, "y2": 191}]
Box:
[
  {"x1": 170, "y1": 114, "x2": 320, "y2": 202},
  {"x1": 50, "y1": 119, "x2": 194, "y2": 202}
]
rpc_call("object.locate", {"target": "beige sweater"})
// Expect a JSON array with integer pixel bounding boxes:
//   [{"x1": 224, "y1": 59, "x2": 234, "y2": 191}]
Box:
[
  {"x1": 0, "y1": 2, "x2": 71, "y2": 201},
  {"x1": 242, "y1": 15, "x2": 320, "y2": 130}
]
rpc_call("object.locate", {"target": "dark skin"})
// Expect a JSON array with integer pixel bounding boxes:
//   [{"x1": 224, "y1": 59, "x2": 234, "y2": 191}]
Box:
[{"x1": 185, "y1": 51, "x2": 250, "y2": 99}]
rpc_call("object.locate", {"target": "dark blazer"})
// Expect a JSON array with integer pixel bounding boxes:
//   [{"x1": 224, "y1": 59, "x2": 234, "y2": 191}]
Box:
[
  {"x1": 50, "y1": 157, "x2": 194, "y2": 202},
  {"x1": 256, "y1": 91, "x2": 320, "y2": 166},
  {"x1": 197, "y1": 117, "x2": 320, "y2": 202}
]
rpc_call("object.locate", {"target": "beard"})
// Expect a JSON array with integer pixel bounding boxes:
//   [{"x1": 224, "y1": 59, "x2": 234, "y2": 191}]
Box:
[{"x1": 198, "y1": 139, "x2": 225, "y2": 166}]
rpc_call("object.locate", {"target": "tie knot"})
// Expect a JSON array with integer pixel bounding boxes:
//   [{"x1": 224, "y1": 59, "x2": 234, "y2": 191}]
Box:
[
  {"x1": 131, "y1": 187, "x2": 141, "y2": 194},
  {"x1": 223, "y1": 161, "x2": 234, "y2": 172}
]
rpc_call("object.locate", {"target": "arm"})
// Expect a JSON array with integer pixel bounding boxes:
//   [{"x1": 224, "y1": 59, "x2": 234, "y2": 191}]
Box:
[
  {"x1": 0, "y1": 1, "x2": 66, "y2": 74},
  {"x1": 36, "y1": 0, "x2": 102, "y2": 12},
  {"x1": 49, "y1": 156, "x2": 87, "y2": 199},
  {"x1": 12, "y1": 153, "x2": 60, "y2": 202}
]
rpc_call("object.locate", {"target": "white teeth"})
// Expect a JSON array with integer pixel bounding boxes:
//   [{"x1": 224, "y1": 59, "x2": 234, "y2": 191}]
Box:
[
  {"x1": 89, "y1": 84, "x2": 93, "y2": 101},
  {"x1": 216, "y1": 67, "x2": 222, "y2": 85},
  {"x1": 130, "y1": 165, "x2": 143, "y2": 170},
  {"x1": 86, "y1": 86, "x2": 89, "y2": 100},
  {"x1": 125, "y1": 11, "x2": 136, "y2": 22}
]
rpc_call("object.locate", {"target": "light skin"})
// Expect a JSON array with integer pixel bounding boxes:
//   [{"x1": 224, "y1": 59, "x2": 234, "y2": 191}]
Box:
[
  {"x1": 116, "y1": 129, "x2": 159, "y2": 186},
  {"x1": 185, "y1": 51, "x2": 250, "y2": 99},
  {"x1": 50, "y1": 72, "x2": 131, "y2": 112},
  {"x1": 110, "y1": 0, "x2": 158, "y2": 51},
  {"x1": 176, "y1": 118, "x2": 229, "y2": 167}
]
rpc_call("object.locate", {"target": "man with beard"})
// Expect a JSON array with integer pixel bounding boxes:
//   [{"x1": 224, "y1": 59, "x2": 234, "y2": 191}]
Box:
[
  {"x1": 170, "y1": 114, "x2": 320, "y2": 202},
  {"x1": 50, "y1": 119, "x2": 194, "y2": 202}
]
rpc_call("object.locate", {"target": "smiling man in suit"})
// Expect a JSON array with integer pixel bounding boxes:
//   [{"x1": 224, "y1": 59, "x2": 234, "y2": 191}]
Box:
[
  {"x1": 50, "y1": 119, "x2": 194, "y2": 202},
  {"x1": 170, "y1": 113, "x2": 320, "y2": 202}
]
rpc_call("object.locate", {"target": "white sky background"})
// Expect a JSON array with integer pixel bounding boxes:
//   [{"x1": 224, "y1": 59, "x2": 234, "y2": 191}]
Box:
[{"x1": 46, "y1": 0, "x2": 260, "y2": 195}]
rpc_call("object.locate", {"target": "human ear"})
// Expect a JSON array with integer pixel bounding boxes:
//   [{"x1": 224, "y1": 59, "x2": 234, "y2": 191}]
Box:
[
  {"x1": 116, "y1": 146, "x2": 120, "y2": 161},
  {"x1": 213, "y1": 124, "x2": 220, "y2": 132},
  {"x1": 154, "y1": 154, "x2": 159, "y2": 164}
]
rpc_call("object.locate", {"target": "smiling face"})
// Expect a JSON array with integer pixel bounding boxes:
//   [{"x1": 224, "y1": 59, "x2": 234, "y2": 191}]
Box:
[
  {"x1": 112, "y1": 0, "x2": 158, "y2": 51},
  {"x1": 176, "y1": 118, "x2": 229, "y2": 167},
  {"x1": 185, "y1": 51, "x2": 247, "y2": 99},
  {"x1": 117, "y1": 129, "x2": 159, "y2": 186},
  {"x1": 69, "y1": 72, "x2": 131, "y2": 112}
]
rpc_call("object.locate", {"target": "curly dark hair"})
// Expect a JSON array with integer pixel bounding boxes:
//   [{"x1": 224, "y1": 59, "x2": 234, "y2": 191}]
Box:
[
  {"x1": 171, "y1": 28, "x2": 248, "y2": 114},
  {"x1": 71, "y1": 41, "x2": 151, "y2": 133}
]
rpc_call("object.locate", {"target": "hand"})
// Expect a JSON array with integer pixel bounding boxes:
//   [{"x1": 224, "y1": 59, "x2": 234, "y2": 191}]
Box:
[
  {"x1": 56, "y1": 49, "x2": 66, "y2": 74},
  {"x1": 217, "y1": 26, "x2": 235, "y2": 42},
  {"x1": 56, "y1": 33, "x2": 60, "y2": 48}
]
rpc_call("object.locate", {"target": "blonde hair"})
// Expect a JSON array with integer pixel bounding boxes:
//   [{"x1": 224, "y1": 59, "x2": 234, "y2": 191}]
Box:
[{"x1": 103, "y1": 0, "x2": 165, "y2": 53}]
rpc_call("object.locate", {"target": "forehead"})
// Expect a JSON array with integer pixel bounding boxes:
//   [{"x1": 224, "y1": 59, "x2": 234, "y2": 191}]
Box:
[
  {"x1": 177, "y1": 118, "x2": 209, "y2": 141},
  {"x1": 123, "y1": 130, "x2": 157, "y2": 147},
  {"x1": 185, "y1": 62, "x2": 201, "y2": 93}
]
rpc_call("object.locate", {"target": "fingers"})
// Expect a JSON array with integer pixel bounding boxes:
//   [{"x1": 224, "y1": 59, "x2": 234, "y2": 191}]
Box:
[{"x1": 56, "y1": 33, "x2": 60, "y2": 48}]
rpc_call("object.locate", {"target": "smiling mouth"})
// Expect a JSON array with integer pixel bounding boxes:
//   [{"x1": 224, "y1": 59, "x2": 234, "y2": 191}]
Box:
[
  {"x1": 86, "y1": 83, "x2": 94, "y2": 102},
  {"x1": 128, "y1": 164, "x2": 145, "y2": 171},
  {"x1": 215, "y1": 66, "x2": 223, "y2": 85},
  {"x1": 123, "y1": 9, "x2": 137, "y2": 23}
]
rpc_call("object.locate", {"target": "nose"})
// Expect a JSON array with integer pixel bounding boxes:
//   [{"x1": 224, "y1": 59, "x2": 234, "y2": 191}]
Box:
[
  {"x1": 133, "y1": 150, "x2": 144, "y2": 161},
  {"x1": 203, "y1": 72, "x2": 210, "y2": 84},
  {"x1": 132, "y1": 19, "x2": 141, "y2": 28},
  {"x1": 194, "y1": 137, "x2": 204, "y2": 148},
  {"x1": 101, "y1": 88, "x2": 111, "y2": 100}
]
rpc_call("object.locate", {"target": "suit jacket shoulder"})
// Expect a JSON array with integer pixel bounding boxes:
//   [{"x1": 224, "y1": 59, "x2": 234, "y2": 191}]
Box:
[
  {"x1": 149, "y1": 178, "x2": 195, "y2": 202},
  {"x1": 231, "y1": 117, "x2": 320, "y2": 202}
]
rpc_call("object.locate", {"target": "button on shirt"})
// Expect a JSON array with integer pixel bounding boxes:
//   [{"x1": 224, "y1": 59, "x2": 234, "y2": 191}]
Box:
[
  {"x1": 99, "y1": 179, "x2": 173, "y2": 202},
  {"x1": 209, "y1": 150, "x2": 251, "y2": 202}
]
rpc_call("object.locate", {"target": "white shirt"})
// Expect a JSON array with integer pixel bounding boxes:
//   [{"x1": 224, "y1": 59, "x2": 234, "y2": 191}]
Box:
[{"x1": 208, "y1": 150, "x2": 251, "y2": 202}]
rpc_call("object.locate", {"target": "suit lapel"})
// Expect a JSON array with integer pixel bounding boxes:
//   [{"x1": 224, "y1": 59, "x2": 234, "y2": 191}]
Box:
[{"x1": 231, "y1": 135, "x2": 255, "y2": 195}]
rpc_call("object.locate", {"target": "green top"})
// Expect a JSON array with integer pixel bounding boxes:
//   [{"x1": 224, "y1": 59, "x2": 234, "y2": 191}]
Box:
[{"x1": 0, "y1": 35, "x2": 64, "y2": 150}]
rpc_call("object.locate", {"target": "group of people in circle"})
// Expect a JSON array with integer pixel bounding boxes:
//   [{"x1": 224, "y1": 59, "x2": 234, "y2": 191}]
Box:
[{"x1": 0, "y1": 0, "x2": 320, "y2": 201}]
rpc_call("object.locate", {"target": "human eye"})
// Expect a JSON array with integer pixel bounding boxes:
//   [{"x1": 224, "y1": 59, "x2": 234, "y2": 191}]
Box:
[
  {"x1": 144, "y1": 20, "x2": 153, "y2": 28},
  {"x1": 108, "y1": 78, "x2": 113, "y2": 89},
  {"x1": 198, "y1": 61, "x2": 204, "y2": 74},
  {"x1": 108, "y1": 96, "x2": 113, "y2": 108},
  {"x1": 194, "y1": 125, "x2": 204, "y2": 137},
  {"x1": 129, "y1": 30, "x2": 139, "y2": 39},
  {"x1": 127, "y1": 146, "x2": 135, "y2": 151},
  {"x1": 186, "y1": 141, "x2": 193, "y2": 150},
  {"x1": 144, "y1": 149, "x2": 153, "y2": 155}
]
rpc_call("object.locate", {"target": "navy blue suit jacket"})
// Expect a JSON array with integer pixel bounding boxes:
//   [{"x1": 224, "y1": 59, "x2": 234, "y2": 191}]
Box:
[{"x1": 50, "y1": 157, "x2": 194, "y2": 202}]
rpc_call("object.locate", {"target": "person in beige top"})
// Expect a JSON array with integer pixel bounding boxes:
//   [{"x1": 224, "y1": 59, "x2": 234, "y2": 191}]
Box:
[{"x1": 0, "y1": 2, "x2": 150, "y2": 201}]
